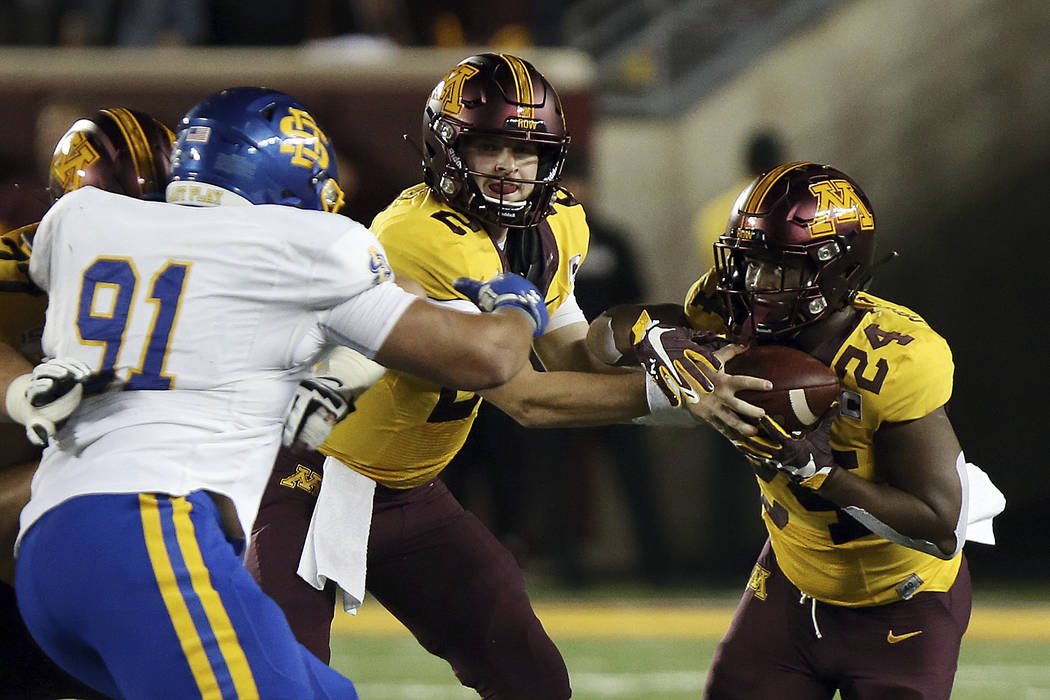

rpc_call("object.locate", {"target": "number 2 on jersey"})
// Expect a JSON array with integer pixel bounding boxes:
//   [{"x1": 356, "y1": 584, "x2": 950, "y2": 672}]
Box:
[
  {"x1": 78, "y1": 257, "x2": 190, "y2": 393},
  {"x1": 426, "y1": 386, "x2": 481, "y2": 423}
]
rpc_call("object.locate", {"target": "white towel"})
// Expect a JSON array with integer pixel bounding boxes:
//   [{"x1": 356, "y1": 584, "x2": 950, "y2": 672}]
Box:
[
  {"x1": 297, "y1": 456, "x2": 375, "y2": 613},
  {"x1": 963, "y1": 460, "x2": 1005, "y2": 545}
]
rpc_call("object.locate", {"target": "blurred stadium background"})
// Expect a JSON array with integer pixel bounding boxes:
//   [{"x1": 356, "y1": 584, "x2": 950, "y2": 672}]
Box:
[{"x1": 2, "y1": 0, "x2": 1047, "y2": 696}]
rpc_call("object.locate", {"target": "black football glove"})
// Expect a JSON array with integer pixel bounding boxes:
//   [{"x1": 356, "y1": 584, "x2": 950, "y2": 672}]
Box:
[{"x1": 733, "y1": 405, "x2": 838, "y2": 490}]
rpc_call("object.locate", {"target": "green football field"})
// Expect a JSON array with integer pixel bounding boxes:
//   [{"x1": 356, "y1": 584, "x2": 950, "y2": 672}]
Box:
[{"x1": 328, "y1": 589, "x2": 1050, "y2": 700}]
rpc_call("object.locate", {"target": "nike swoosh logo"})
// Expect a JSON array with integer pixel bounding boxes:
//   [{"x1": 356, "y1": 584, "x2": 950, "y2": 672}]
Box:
[
  {"x1": 650, "y1": 327, "x2": 700, "y2": 404},
  {"x1": 887, "y1": 630, "x2": 923, "y2": 643}
]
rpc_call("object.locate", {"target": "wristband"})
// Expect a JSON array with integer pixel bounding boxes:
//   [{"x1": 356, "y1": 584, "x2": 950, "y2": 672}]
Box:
[
  {"x1": 590, "y1": 315, "x2": 623, "y2": 365},
  {"x1": 632, "y1": 373, "x2": 695, "y2": 426}
]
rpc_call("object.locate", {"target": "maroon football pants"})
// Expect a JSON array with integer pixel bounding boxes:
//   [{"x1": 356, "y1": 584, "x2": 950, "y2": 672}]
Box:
[
  {"x1": 246, "y1": 445, "x2": 571, "y2": 700},
  {"x1": 703, "y1": 539, "x2": 971, "y2": 700}
]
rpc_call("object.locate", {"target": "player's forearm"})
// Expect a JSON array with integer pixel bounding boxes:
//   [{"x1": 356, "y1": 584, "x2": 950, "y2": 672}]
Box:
[
  {"x1": 382, "y1": 308, "x2": 533, "y2": 391},
  {"x1": 817, "y1": 468, "x2": 959, "y2": 556},
  {"x1": 482, "y1": 369, "x2": 649, "y2": 428},
  {"x1": 0, "y1": 343, "x2": 34, "y2": 421},
  {"x1": 586, "y1": 304, "x2": 689, "y2": 366}
]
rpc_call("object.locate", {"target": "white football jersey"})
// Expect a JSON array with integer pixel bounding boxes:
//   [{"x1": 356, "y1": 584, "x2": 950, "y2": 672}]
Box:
[{"x1": 19, "y1": 187, "x2": 414, "y2": 546}]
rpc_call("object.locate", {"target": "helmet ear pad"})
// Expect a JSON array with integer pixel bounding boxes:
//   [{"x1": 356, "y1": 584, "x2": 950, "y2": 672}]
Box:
[
  {"x1": 714, "y1": 162, "x2": 877, "y2": 339},
  {"x1": 169, "y1": 87, "x2": 344, "y2": 213}
]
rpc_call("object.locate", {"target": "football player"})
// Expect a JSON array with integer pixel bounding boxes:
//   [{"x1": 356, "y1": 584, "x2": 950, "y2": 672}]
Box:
[
  {"x1": 3, "y1": 86, "x2": 548, "y2": 699},
  {"x1": 246, "y1": 53, "x2": 769, "y2": 699},
  {"x1": 0, "y1": 106, "x2": 173, "y2": 700},
  {"x1": 588, "y1": 162, "x2": 1003, "y2": 700}
]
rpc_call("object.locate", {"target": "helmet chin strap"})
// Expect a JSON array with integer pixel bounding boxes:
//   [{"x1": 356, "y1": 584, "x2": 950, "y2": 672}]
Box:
[
  {"x1": 736, "y1": 294, "x2": 829, "y2": 345},
  {"x1": 478, "y1": 176, "x2": 531, "y2": 228},
  {"x1": 733, "y1": 305, "x2": 771, "y2": 345},
  {"x1": 481, "y1": 193, "x2": 527, "y2": 209}
]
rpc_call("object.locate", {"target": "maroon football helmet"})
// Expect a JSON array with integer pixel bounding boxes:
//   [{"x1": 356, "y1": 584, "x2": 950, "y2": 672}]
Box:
[
  {"x1": 48, "y1": 107, "x2": 175, "y2": 201},
  {"x1": 714, "y1": 161, "x2": 877, "y2": 339},
  {"x1": 422, "y1": 53, "x2": 570, "y2": 228}
]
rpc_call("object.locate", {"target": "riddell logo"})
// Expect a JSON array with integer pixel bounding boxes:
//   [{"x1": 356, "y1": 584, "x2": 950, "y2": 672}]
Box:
[{"x1": 808, "y1": 179, "x2": 874, "y2": 237}]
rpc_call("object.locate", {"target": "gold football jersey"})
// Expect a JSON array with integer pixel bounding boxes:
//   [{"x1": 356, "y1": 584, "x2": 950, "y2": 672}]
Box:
[
  {"x1": 0, "y1": 224, "x2": 46, "y2": 362},
  {"x1": 683, "y1": 280, "x2": 961, "y2": 606},
  {"x1": 321, "y1": 184, "x2": 589, "y2": 489},
  {"x1": 683, "y1": 268, "x2": 729, "y2": 334},
  {"x1": 762, "y1": 293, "x2": 958, "y2": 605}
]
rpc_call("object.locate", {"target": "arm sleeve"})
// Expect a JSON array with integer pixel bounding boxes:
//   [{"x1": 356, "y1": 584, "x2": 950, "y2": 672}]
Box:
[
  {"x1": 842, "y1": 452, "x2": 969, "y2": 559},
  {"x1": 28, "y1": 216, "x2": 56, "y2": 293},
  {"x1": 319, "y1": 281, "x2": 417, "y2": 358},
  {"x1": 546, "y1": 291, "x2": 586, "y2": 334}
]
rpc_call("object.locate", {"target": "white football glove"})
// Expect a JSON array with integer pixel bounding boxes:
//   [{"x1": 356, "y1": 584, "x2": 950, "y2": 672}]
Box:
[
  {"x1": 282, "y1": 376, "x2": 354, "y2": 450},
  {"x1": 282, "y1": 348, "x2": 386, "y2": 450},
  {"x1": 5, "y1": 358, "x2": 92, "y2": 446}
]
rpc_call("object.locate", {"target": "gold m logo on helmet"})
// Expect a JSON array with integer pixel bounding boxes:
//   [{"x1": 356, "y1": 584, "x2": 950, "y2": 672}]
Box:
[
  {"x1": 279, "y1": 107, "x2": 331, "y2": 170},
  {"x1": 50, "y1": 130, "x2": 101, "y2": 192},
  {"x1": 433, "y1": 64, "x2": 480, "y2": 116},
  {"x1": 808, "y1": 179, "x2": 875, "y2": 237}
]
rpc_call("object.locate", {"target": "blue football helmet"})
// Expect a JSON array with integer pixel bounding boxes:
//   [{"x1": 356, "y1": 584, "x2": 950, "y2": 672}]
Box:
[{"x1": 169, "y1": 87, "x2": 345, "y2": 213}]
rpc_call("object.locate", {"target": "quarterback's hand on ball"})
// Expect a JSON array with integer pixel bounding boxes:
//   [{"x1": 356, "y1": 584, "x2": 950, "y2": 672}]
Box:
[
  {"x1": 734, "y1": 407, "x2": 838, "y2": 489},
  {"x1": 5, "y1": 358, "x2": 92, "y2": 446},
  {"x1": 282, "y1": 376, "x2": 355, "y2": 450},
  {"x1": 453, "y1": 273, "x2": 549, "y2": 338}
]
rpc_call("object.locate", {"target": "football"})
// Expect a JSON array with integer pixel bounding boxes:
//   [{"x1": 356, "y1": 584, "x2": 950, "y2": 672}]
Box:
[{"x1": 726, "y1": 345, "x2": 840, "y2": 433}]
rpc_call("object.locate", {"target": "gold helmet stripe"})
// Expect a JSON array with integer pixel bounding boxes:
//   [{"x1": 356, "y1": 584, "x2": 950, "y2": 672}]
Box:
[
  {"x1": 499, "y1": 54, "x2": 535, "y2": 118},
  {"x1": 101, "y1": 107, "x2": 154, "y2": 195},
  {"x1": 742, "y1": 161, "x2": 814, "y2": 213}
]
